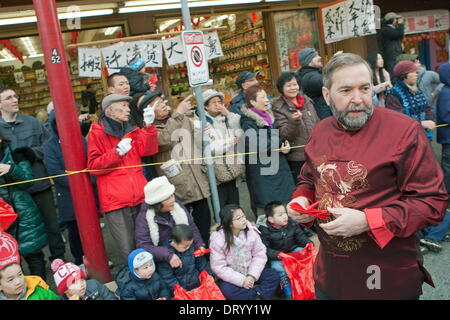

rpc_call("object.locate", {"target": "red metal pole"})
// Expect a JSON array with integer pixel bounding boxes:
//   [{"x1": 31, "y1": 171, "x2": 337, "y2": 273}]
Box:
[{"x1": 33, "y1": 0, "x2": 111, "y2": 283}]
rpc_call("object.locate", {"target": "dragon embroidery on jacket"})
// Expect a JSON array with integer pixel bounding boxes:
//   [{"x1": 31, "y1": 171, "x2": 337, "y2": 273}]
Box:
[{"x1": 313, "y1": 156, "x2": 371, "y2": 252}]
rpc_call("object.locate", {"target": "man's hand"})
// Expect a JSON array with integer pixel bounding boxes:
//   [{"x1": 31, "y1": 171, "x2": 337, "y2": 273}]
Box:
[
  {"x1": 176, "y1": 95, "x2": 193, "y2": 114},
  {"x1": 116, "y1": 138, "x2": 132, "y2": 156},
  {"x1": 421, "y1": 120, "x2": 436, "y2": 130},
  {"x1": 287, "y1": 197, "x2": 315, "y2": 224},
  {"x1": 319, "y1": 207, "x2": 370, "y2": 238},
  {"x1": 0, "y1": 164, "x2": 12, "y2": 176}
]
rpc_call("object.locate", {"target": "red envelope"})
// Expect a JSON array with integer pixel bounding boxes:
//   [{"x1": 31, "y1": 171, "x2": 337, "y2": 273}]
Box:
[
  {"x1": 193, "y1": 248, "x2": 210, "y2": 257},
  {"x1": 289, "y1": 201, "x2": 330, "y2": 220}
]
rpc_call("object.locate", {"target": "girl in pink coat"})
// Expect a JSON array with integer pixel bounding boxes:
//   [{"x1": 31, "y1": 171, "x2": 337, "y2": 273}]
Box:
[{"x1": 210, "y1": 204, "x2": 280, "y2": 300}]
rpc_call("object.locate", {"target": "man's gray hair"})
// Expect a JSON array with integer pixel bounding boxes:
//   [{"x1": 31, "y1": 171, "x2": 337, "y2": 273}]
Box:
[{"x1": 322, "y1": 53, "x2": 373, "y2": 89}]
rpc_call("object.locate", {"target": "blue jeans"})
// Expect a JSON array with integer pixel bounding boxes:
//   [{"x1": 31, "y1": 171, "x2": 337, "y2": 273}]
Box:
[
  {"x1": 422, "y1": 211, "x2": 450, "y2": 242},
  {"x1": 270, "y1": 247, "x2": 303, "y2": 283}
]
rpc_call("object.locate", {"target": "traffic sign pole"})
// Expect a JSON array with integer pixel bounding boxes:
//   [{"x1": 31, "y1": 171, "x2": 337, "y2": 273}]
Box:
[{"x1": 180, "y1": 0, "x2": 222, "y2": 224}]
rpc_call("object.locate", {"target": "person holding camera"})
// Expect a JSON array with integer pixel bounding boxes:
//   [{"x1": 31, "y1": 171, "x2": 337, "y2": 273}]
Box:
[{"x1": 380, "y1": 12, "x2": 405, "y2": 77}]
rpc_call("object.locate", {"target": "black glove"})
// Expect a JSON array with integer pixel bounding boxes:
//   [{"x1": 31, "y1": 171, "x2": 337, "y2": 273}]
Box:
[{"x1": 11, "y1": 147, "x2": 36, "y2": 164}]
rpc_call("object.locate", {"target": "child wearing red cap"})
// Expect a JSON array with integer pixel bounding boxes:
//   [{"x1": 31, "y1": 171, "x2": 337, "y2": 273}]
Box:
[
  {"x1": 0, "y1": 231, "x2": 59, "y2": 300},
  {"x1": 51, "y1": 259, "x2": 117, "y2": 300}
]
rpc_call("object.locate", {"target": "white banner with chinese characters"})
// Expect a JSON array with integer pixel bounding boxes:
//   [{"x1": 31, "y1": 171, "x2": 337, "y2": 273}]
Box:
[
  {"x1": 78, "y1": 48, "x2": 102, "y2": 77},
  {"x1": 162, "y1": 35, "x2": 186, "y2": 66},
  {"x1": 139, "y1": 41, "x2": 163, "y2": 68},
  {"x1": 320, "y1": 0, "x2": 376, "y2": 44},
  {"x1": 204, "y1": 31, "x2": 223, "y2": 60},
  {"x1": 101, "y1": 43, "x2": 128, "y2": 74},
  {"x1": 398, "y1": 10, "x2": 450, "y2": 35}
]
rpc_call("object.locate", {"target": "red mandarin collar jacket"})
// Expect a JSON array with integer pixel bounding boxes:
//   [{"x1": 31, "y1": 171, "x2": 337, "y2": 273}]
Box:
[{"x1": 293, "y1": 107, "x2": 448, "y2": 300}]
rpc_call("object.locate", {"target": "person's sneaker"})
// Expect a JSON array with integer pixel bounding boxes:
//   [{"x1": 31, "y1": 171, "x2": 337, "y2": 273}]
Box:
[
  {"x1": 420, "y1": 245, "x2": 429, "y2": 255},
  {"x1": 108, "y1": 260, "x2": 114, "y2": 268},
  {"x1": 444, "y1": 233, "x2": 450, "y2": 242},
  {"x1": 420, "y1": 238, "x2": 442, "y2": 253},
  {"x1": 100, "y1": 222, "x2": 105, "y2": 229}
]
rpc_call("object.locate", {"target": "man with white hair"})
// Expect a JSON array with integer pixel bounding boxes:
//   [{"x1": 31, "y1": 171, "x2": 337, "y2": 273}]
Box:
[{"x1": 87, "y1": 94, "x2": 158, "y2": 264}]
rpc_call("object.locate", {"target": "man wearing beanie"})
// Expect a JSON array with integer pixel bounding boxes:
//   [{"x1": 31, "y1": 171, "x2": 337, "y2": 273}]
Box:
[
  {"x1": 120, "y1": 56, "x2": 150, "y2": 96},
  {"x1": 51, "y1": 259, "x2": 116, "y2": 300},
  {"x1": 297, "y1": 48, "x2": 333, "y2": 119},
  {"x1": 230, "y1": 71, "x2": 259, "y2": 115},
  {"x1": 87, "y1": 93, "x2": 158, "y2": 264},
  {"x1": 0, "y1": 231, "x2": 59, "y2": 300},
  {"x1": 385, "y1": 60, "x2": 435, "y2": 137},
  {"x1": 115, "y1": 248, "x2": 170, "y2": 300}
]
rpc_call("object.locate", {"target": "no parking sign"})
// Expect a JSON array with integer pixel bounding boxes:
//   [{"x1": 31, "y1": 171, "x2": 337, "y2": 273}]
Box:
[{"x1": 182, "y1": 31, "x2": 210, "y2": 87}]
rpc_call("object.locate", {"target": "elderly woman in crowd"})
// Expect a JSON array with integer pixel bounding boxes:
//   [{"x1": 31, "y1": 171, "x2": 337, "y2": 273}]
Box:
[
  {"x1": 239, "y1": 84, "x2": 295, "y2": 219},
  {"x1": 272, "y1": 72, "x2": 320, "y2": 183}
]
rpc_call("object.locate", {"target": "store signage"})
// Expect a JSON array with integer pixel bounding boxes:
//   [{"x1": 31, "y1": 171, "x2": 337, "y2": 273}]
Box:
[
  {"x1": 139, "y1": 40, "x2": 163, "y2": 68},
  {"x1": 398, "y1": 10, "x2": 450, "y2": 35},
  {"x1": 101, "y1": 43, "x2": 128, "y2": 74},
  {"x1": 14, "y1": 72, "x2": 25, "y2": 84},
  {"x1": 204, "y1": 31, "x2": 223, "y2": 60},
  {"x1": 162, "y1": 35, "x2": 186, "y2": 66},
  {"x1": 182, "y1": 31, "x2": 209, "y2": 87},
  {"x1": 319, "y1": 0, "x2": 376, "y2": 44},
  {"x1": 78, "y1": 47, "x2": 102, "y2": 78},
  {"x1": 35, "y1": 69, "x2": 46, "y2": 82}
]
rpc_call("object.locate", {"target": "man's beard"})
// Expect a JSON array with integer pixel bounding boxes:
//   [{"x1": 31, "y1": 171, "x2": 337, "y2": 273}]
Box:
[{"x1": 329, "y1": 101, "x2": 374, "y2": 131}]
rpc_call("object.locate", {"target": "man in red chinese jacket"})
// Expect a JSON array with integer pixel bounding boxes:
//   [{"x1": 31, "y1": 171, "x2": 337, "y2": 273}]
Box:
[{"x1": 287, "y1": 53, "x2": 448, "y2": 300}]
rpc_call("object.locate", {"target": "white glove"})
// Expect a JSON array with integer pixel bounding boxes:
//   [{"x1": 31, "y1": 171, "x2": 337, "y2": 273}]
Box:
[
  {"x1": 116, "y1": 138, "x2": 132, "y2": 156},
  {"x1": 143, "y1": 102, "x2": 157, "y2": 126}
]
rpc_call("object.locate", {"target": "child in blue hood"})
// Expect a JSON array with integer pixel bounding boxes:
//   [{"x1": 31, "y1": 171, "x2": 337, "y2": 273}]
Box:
[{"x1": 115, "y1": 249, "x2": 170, "y2": 300}]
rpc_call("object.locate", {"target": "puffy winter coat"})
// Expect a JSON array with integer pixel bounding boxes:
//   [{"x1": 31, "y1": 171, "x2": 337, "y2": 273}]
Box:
[
  {"x1": 115, "y1": 266, "x2": 170, "y2": 300},
  {"x1": 135, "y1": 200, "x2": 205, "y2": 263},
  {"x1": 87, "y1": 118, "x2": 158, "y2": 213},
  {"x1": 258, "y1": 217, "x2": 312, "y2": 261},
  {"x1": 25, "y1": 276, "x2": 60, "y2": 300},
  {"x1": 239, "y1": 106, "x2": 295, "y2": 208},
  {"x1": 1, "y1": 146, "x2": 48, "y2": 255},
  {"x1": 437, "y1": 63, "x2": 450, "y2": 145},
  {"x1": 210, "y1": 222, "x2": 268, "y2": 287},
  {"x1": 297, "y1": 66, "x2": 332, "y2": 119},
  {"x1": 157, "y1": 239, "x2": 213, "y2": 294},
  {"x1": 153, "y1": 112, "x2": 210, "y2": 204},
  {"x1": 272, "y1": 95, "x2": 319, "y2": 162},
  {"x1": 230, "y1": 90, "x2": 245, "y2": 115}
]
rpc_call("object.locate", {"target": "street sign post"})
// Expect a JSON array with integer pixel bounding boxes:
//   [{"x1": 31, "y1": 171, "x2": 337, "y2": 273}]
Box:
[{"x1": 182, "y1": 30, "x2": 209, "y2": 87}]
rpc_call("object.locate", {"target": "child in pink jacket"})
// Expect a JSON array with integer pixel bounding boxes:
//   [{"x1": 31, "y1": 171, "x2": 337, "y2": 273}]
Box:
[{"x1": 210, "y1": 204, "x2": 280, "y2": 300}]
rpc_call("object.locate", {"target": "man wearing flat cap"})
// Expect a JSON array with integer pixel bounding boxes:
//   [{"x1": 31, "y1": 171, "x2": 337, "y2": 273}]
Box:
[
  {"x1": 297, "y1": 48, "x2": 333, "y2": 119},
  {"x1": 381, "y1": 12, "x2": 405, "y2": 77},
  {"x1": 230, "y1": 71, "x2": 259, "y2": 115},
  {"x1": 87, "y1": 93, "x2": 158, "y2": 264}
]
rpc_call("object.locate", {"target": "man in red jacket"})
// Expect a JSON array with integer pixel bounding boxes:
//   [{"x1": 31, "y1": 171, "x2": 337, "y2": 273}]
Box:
[
  {"x1": 88, "y1": 94, "x2": 158, "y2": 264},
  {"x1": 287, "y1": 53, "x2": 448, "y2": 300}
]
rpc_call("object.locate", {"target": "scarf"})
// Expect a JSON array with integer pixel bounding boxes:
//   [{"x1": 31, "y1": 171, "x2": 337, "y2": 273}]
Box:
[
  {"x1": 285, "y1": 95, "x2": 305, "y2": 110},
  {"x1": 250, "y1": 107, "x2": 273, "y2": 128},
  {"x1": 388, "y1": 80, "x2": 428, "y2": 121}
]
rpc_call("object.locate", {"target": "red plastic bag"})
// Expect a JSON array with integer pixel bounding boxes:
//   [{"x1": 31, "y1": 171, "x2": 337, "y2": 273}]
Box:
[
  {"x1": 278, "y1": 242, "x2": 318, "y2": 300},
  {"x1": 0, "y1": 198, "x2": 18, "y2": 232},
  {"x1": 173, "y1": 270, "x2": 226, "y2": 300},
  {"x1": 289, "y1": 201, "x2": 330, "y2": 220}
]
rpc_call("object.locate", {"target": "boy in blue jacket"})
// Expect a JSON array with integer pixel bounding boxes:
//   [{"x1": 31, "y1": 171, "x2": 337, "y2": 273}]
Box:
[
  {"x1": 157, "y1": 224, "x2": 213, "y2": 297},
  {"x1": 116, "y1": 249, "x2": 170, "y2": 300}
]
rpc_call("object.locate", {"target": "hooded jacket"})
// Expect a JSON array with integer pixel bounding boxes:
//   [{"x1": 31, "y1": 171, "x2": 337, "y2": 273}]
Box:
[
  {"x1": 119, "y1": 67, "x2": 150, "y2": 97},
  {"x1": 115, "y1": 265, "x2": 170, "y2": 300},
  {"x1": 1, "y1": 146, "x2": 48, "y2": 255},
  {"x1": 239, "y1": 106, "x2": 295, "y2": 208},
  {"x1": 87, "y1": 117, "x2": 158, "y2": 213},
  {"x1": 297, "y1": 66, "x2": 332, "y2": 119},
  {"x1": 157, "y1": 239, "x2": 213, "y2": 294},
  {"x1": 437, "y1": 63, "x2": 450, "y2": 145},
  {"x1": 257, "y1": 217, "x2": 312, "y2": 261},
  {"x1": 418, "y1": 66, "x2": 444, "y2": 109}
]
